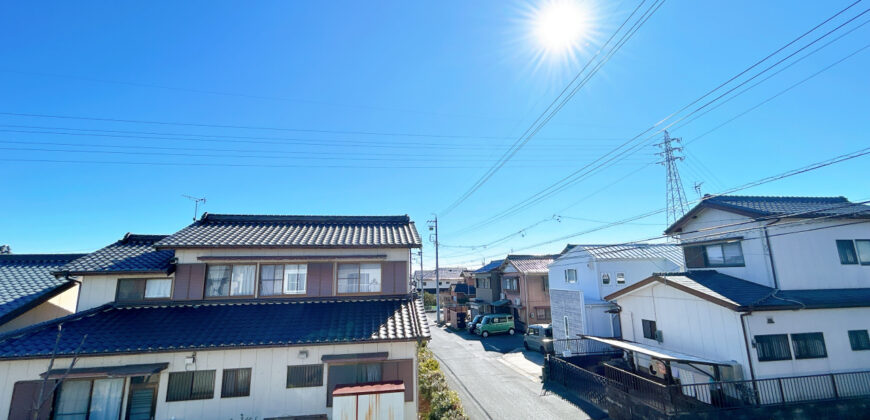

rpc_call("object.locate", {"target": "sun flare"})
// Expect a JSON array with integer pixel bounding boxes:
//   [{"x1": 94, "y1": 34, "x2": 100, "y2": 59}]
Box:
[{"x1": 532, "y1": 0, "x2": 592, "y2": 57}]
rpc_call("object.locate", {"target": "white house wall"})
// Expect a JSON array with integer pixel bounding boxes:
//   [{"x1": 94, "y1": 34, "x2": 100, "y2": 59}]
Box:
[
  {"x1": 0, "y1": 285, "x2": 79, "y2": 334},
  {"x1": 744, "y1": 307, "x2": 870, "y2": 378},
  {"x1": 615, "y1": 283, "x2": 751, "y2": 377},
  {"x1": 596, "y1": 259, "x2": 680, "y2": 300},
  {"x1": 766, "y1": 219, "x2": 870, "y2": 289},
  {"x1": 0, "y1": 341, "x2": 418, "y2": 420},
  {"x1": 76, "y1": 274, "x2": 173, "y2": 312}
]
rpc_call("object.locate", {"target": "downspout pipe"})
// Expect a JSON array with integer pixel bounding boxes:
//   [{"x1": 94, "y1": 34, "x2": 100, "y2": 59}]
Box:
[
  {"x1": 739, "y1": 312, "x2": 757, "y2": 382},
  {"x1": 762, "y1": 219, "x2": 781, "y2": 290}
]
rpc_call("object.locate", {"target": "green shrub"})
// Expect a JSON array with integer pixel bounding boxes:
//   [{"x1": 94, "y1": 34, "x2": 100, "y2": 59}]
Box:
[
  {"x1": 417, "y1": 344, "x2": 468, "y2": 420},
  {"x1": 423, "y1": 292, "x2": 436, "y2": 307}
]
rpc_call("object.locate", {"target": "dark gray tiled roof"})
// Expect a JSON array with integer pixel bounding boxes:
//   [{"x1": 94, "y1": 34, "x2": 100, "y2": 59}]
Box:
[
  {"x1": 61, "y1": 234, "x2": 173, "y2": 275},
  {"x1": 156, "y1": 214, "x2": 422, "y2": 249},
  {"x1": 414, "y1": 267, "x2": 467, "y2": 281},
  {"x1": 667, "y1": 195, "x2": 870, "y2": 233},
  {"x1": 0, "y1": 254, "x2": 86, "y2": 324},
  {"x1": 503, "y1": 254, "x2": 561, "y2": 274},
  {"x1": 609, "y1": 270, "x2": 870, "y2": 311},
  {"x1": 0, "y1": 297, "x2": 429, "y2": 359}
]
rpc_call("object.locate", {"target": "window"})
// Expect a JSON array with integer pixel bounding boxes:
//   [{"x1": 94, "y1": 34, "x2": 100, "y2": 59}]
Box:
[
  {"x1": 542, "y1": 276, "x2": 549, "y2": 292},
  {"x1": 601, "y1": 273, "x2": 610, "y2": 285},
  {"x1": 642, "y1": 319, "x2": 657, "y2": 340},
  {"x1": 329, "y1": 363, "x2": 382, "y2": 386},
  {"x1": 837, "y1": 240, "x2": 870, "y2": 265},
  {"x1": 287, "y1": 364, "x2": 324, "y2": 388},
  {"x1": 849, "y1": 330, "x2": 870, "y2": 351},
  {"x1": 116, "y1": 278, "x2": 171, "y2": 301},
  {"x1": 684, "y1": 241, "x2": 745, "y2": 268},
  {"x1": 54, "y1": 378, "x2": 124, "y2": 420},
  {"x1": 528, "y1": 327, "x2": 539, "y2": 336},
  {"x1": 337, "y1": 263, "x2": 381, "y2": 293},
  {"x1": 503, "y1": 277, "x2": 518, "y2": 292},
  {"x1": 536, "y1": 307, "x2": 551, "y2": 320},
  {"x1": 221, "y1": 368, "x2": 251, "y2": 398},
  {"x1": 565, "y1": 269, "x2": 577, "y2": 284},
  {"x1": 166, "y1": 370, "x2": 215, "y2": 402},
  {"x1": 616, "y1": 272, "x2": 625, "y2": 284},
  {"x1": 205, "y1": 265, "x2": 255, "y2": 297},
  {"x1": 754, "y1": 334, "x2": 792, "y2": 361},
  {"x1": 259, "y1": 264, "x2": 307, "y2": 296},
  {"x1": 791, "y1": 332, "x2": 827, "y2": 359},
  {"x1": 563, "y1": 316, "x2": 570, "y2": 339}
]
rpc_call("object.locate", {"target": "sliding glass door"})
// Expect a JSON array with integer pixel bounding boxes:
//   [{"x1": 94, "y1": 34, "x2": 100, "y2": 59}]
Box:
[{"x1": 54, "y1": 378, "x2": 123, "y2": 420}]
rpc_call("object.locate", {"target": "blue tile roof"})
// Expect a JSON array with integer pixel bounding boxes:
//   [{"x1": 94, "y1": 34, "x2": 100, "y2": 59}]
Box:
[
  {"x1": 473, "y1": 260, "x2": 503, "y2": 274},
  {"x1": 61, "y1": 234, "x2": 173, "y2": 275},
  {"x1": 607, "y1": 270, "x2": 870, "y2": 311},
  {"x1": 0, "y1": 254, "x2": 86, "y2": 325},
  {"x1": 667, "y1": 195, "x2": 870, "y2": 233},
  {"x1": 0, "y1": 297, "x2": 429, "y2": 359}
]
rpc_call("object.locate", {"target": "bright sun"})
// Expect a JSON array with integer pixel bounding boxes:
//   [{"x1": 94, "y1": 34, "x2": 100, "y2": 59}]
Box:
[{"x1": 532, "y1": 0, "x2": 591, "y2": 56}]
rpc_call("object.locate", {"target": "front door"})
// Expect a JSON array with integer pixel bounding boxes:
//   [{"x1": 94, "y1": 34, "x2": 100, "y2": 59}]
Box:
[{"x1": 125, "y1": 375, "x2": 158, "y2": 420}]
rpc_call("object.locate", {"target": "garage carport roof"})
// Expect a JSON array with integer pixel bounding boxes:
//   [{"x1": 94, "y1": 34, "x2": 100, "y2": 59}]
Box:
[{"x1": 582, "y1": 335, "x2": 734, "y2": 366}]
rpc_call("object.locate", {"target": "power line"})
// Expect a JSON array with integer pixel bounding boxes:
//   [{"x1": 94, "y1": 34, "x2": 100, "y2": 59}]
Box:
[
  {"x1": 447, "y1": 3, "x2": 870, "y2": 236},
  {"x1": 439, "y1": 0, "x2": 667, "y2": 217}
]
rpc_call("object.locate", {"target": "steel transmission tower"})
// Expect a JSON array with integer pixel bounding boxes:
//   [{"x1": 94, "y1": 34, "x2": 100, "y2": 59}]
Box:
[{"x1": 655, "y1": 131, "x2": 689, "y2": 227}]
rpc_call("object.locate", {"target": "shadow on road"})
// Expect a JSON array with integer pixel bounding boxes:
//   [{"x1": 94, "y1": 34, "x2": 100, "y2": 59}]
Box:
[
  {"x1": 438, "y1": 325, "x2": 525, "y2": 354},
  {"x1": 541, "y1": 381, "x2": 609, "y2": 420}
]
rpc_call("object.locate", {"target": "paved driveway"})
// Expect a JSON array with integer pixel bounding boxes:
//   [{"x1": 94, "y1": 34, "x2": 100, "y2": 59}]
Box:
[{"x1": 426, "y1": 315, "x2": 598, "y2": 420}]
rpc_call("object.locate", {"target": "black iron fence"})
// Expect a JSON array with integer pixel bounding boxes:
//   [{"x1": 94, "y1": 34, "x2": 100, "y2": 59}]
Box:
[
  {"x1": 546, "y1": 355, "x2": 610, "y2": 406},
  {"x1": 554, "y1": 338, "x2": 623, "y2": 356}
]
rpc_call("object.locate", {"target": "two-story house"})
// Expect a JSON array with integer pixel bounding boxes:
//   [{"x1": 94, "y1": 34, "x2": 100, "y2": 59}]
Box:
[
  {"x1": 0, "y1": 253, "x2": 85, "y2": 334},
  {"x1": 0, "y1": 214, "x2": 428, "y2": 420},
  {"x1": 497, "y1": 255, "x2": 559, "y2": 331},
  {"x1": 603, "y1": 195, "x2": 870, "y2": 385},
  {"x1": 468, "y1": 259, "x2": 503, "y2": 316},
  {"x1": 414, "y1": 267, "x2": 466, "y2": 295},
  {"x1": 548, "y1": 244, "x2": 683, "y2": 346}
]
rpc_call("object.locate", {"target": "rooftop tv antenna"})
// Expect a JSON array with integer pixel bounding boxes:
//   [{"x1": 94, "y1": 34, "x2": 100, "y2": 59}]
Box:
[{"x1": 182, "y1": 195, "x2": 207, "y2": 222}]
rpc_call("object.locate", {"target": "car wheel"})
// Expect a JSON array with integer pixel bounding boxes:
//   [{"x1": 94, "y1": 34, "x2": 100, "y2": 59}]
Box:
[
  {"x1": 482, "y1": 331, "x2": 489, "y2": 338},
  {"x1": 540, "y1": 346, "x2": 546, "y2": 354},
  {"x1": 508, "y1": 328, "x2": 515, "y2": 335}
]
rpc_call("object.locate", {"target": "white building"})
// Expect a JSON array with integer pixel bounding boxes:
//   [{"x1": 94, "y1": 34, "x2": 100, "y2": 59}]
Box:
[
  {"x1": 548, "y1": 244, "x2": 682, "y2": 345},
  {"x1": 0, "y1": 214, "x2": 427, "y2": 420},
  {"x1": 413, "y1": 267, "x2": 466, "y2": 294},
  {"x1": 604, "y1": 195, "x2": 870, "y2": 385}
]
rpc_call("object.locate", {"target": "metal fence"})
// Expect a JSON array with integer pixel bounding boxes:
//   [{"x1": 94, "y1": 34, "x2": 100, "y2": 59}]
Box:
[
  {"x1": 603, "y1": 363, "x2": 672, "y2": 412},
  {"x1": 676, "y1": 370, "x2": 870, "y2": 409},
  {"x1": 554, "y1": 338, "x2": 623, "y2": 356},
  {"x1": 546, "y1": 355, "x2": 611, "y2": 406}
]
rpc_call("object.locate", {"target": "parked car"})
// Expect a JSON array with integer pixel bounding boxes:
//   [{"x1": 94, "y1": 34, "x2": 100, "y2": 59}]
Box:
[
  {"x1": 475, "y1": 314, "x2": 515, "y2": 338},
  {"x1": 524, "y1": 324, "x2": 554, "y2": 354},
  {"x1": 467, "y1": 315, "x2": 483, "y2": 334}
]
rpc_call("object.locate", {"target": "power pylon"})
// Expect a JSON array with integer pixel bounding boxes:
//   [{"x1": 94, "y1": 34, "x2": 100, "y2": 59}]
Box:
[{"x1": 655, "y1": 131, "x2": 689, "y2": 227}]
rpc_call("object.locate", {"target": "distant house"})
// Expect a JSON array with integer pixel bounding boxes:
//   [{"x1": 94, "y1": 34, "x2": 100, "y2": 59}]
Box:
[
  {"x1": 0, "y1": 214, "x2": 427, "y2": 420},
  {"x1": 0, "y1": 253, "x2": 85, "y2": 334},
  {"x1": 548, "y1": 244, "x2": 683, "y2": 344},
  {"x1": 469, "y1": 259, "x2": 504, "y2": 316},
  {"x1": 450, "y1": 283, "x2": 476, "y2": 303},
  {"x1": 604, "y1": 195, "x2": 870, "y2": 384},
  {"x1": 413, "y1": 267, "x2": 466, "y2": 295},
  {"x1": 498, "y1": 254, "x2": 559, "y2": 331}
]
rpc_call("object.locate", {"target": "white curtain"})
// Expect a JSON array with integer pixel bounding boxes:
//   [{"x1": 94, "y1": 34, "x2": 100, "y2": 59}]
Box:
[
  {"x1": 231, "y1": 265, "x2": 256, "y2": 296},
  {"x1": 145, "y1": 278, "x2": 171, "y2": 298},
  {"x1": 88, "y1": 378, "x2": 123, "y2": 420},
  {"x1": 55, "y1": 380, "x2": 91, "y2": 420}
]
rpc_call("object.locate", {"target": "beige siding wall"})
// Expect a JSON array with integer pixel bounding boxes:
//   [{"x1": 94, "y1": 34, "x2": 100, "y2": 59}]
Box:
[
  {"x1": 77, "y1": 274, "x2": 173, "y2": 312},
  {"x1": 0, "y1": 285, "x2": 79, "y2": 334},
  {"x1": 0, "y1": 341, "x2": 419, "y2": 420}
]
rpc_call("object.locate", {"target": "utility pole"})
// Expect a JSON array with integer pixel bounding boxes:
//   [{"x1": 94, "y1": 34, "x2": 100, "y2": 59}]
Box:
[
  {"x1": 418, "y1": 249, "x2": 424, "y2": 296},
  {"x1": 655, "y1": 131, "x2": 689, "y2": 228},
  {"x1": 427, "y1": 215, "x2": 441, "y2": 324}
]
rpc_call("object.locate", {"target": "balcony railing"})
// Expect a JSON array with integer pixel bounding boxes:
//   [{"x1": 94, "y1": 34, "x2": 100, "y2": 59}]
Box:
[{"x1": 554, "y1": 338, "x2": 623, "y2": 356}]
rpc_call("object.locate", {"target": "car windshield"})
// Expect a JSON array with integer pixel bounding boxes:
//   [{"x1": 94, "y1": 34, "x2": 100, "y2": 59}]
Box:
[
  {"x1": 544, "y1": 328, "x2": 553, "y2": 337},
  {"x1": 472, "y1": 316, "x2": 482, "y2": 323},
  {"x1": 481, "y1": 318, "x2": 490, "y2": 324}
]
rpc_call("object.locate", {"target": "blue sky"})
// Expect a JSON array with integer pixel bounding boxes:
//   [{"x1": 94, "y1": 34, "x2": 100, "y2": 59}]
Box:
[{"x1": 1, "y1": 1, "x2": 868, "y2": 268}]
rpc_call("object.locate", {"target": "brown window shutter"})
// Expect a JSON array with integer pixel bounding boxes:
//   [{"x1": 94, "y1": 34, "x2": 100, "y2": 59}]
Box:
[
  {"x1": 382, "y1": 359, "x2": 414, "y2": 402},
  {"x1": 308, "y1": 262, "x2": 333, "y2": 297},
  {"x1": 8, "y1": 380, "x2": 56, "y2": 420},
  {"x1": 394, "y1": 261, "x2": 408, "y2": 294},
  {"x1": 172, "y1": 264, "x2": 191, "y2": 300},
  {"x1": 381, "y1": 262, "x2": 396, "y2": 295},
  {"x1": 187, "y1": 263, "x2": 206, "y2": 299}
]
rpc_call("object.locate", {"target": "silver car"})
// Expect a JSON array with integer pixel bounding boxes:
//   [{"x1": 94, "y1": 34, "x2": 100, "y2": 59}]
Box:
[{"x1": 523, "y1": 324, "x2": 554, "y2": 354}]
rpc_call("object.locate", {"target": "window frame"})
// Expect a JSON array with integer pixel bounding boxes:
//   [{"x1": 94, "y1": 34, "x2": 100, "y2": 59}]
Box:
[
  {"x1": 616, "y1": 272, "x2": 626, "y2": 284},
  {"x1": 601, "y1": 273, "x2": 611, "y2": 285},
  {"x1": 166, "y1": 370, "x2": 216, "y2": 402},
  {"x1": 287, "y1": 364, "x2": 325, "y2": 388},
  {"x1": 565, "y1": 269, "x2": 577, "y2": 284},
  {"x1": 502, "y1": 277, "x2": 519, "y2": 292},
  {"x1": 115, "y1": 278, "x2": 172, "y2": 302},
  {"x1": 535, "y1": 307, "x2": 551, "y2": 321},
  {"x1": 53, "y1": 377, "x2": 126, "y2": 420},
  {"x1": 205, "y1": 264, "x2": 257, "y2": 298},
  {"x1": 641, "y1": 319, "x2": 657, "y2": 340},
  {"x1": 258, "y1": 263, "x2": 308, "y2": 297},
  {"x1": 837, "y1": 240, "x2": 870, "y2": 266},
  {"x1": 848, "y1": 330, "x2": 870, "y2": 351},
  {"x1": 791, "y1": 332, "x2": 828, "y2": 360},
  {"x1": 754, "y1": 334, "x2": 792, "y2": 362},
  {"x1": 542, "y1": 275, "x2": 549, "y2": 292},
  {"x1": 336, "y1": 262, "x2": 383, "y2": 294},
  {"x1": 684, "y1": 240, "x2": 746, "y2": 268},
  {"x1": 221, "y1": 368, "x2": 252, "y2": 399}
]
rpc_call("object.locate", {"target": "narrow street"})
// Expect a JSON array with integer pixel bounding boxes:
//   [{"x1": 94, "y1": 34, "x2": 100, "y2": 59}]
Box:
[{"x1": 425, "y1": 314, "x2": 599, "y2": 420}]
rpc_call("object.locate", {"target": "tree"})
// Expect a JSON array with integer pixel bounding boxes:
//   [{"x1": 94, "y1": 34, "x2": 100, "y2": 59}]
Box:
[{"x1": 31, "y1": 324, "x2": 87, "y2": 420}]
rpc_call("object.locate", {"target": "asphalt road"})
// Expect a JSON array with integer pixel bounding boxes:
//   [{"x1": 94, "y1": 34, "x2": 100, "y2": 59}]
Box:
[{"x1": 426, "y1": 314, "x2": 595, "y2": 420}]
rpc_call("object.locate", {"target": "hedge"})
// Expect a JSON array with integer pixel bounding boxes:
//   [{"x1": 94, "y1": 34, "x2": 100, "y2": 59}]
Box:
[{"x1": 417, "y1": 344, "x2": 468, "y2": 419}]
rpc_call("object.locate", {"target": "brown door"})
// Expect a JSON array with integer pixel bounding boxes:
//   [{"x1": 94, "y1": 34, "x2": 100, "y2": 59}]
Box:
[{"x1": 125, "y1": 376, "x2": 158, "y2": 420}]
